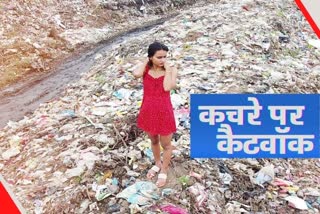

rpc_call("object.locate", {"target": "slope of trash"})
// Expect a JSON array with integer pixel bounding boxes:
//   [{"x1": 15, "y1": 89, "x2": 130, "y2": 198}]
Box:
[
  {"x1": 1, "y1": 0, "x2": 320, "y2": 213},
  {"x1": 0, "y1": 0, "x2": 200, "y2": 89},
  {"x1": 0, "y1": 17, "x2": 177, "y2": 129}
]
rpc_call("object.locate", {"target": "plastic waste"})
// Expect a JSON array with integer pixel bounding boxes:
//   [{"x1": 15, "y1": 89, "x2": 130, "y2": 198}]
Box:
[
  {"x1": 188, "y1": 183, "x2": 207, "y2": 207},
  {"x1": 285, "y1": 195, "x2": 308, "y2": 210},
  {"x1": 219, "y1": 172, "x2": 233, "y2": 185},
  {"x1": 92, "y1": 178, "x2": 119, "y2": 201},
  {"x1": 252, "y1": 165, "x2": 275, "y2": 186},
  {"x1": 160, "y1": 204, "x2": 189, "y2": 214},
  {"x1": 308, "y1": 39, "x2": 320, "y2": 49},
  {"x1": 107, "y1": 204, "x2": 121, "y2": 213},
  {"x1": 162, "y1": 188, "x2": 175, "y2": 197},
  {"x1": 113, "y1": 88, "x2": 133, "y2": 100},
  {"x1": 189, "y1": 171, "x2": 202, "y2": 180},
  {"x1": 116, "y1": 181, "x2": 160, "y2": 206}
]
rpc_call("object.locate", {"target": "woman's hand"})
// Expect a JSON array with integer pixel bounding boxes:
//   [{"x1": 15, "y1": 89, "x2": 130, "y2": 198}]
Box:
[
  {"x1": 143, "y1": 57, "x2": 149, "y2": 65},
  {"x1": 133, "y1": 57, "x2": 150, "y2": 78},
  {"x1": 164, "y1": 61, "x2": 173, "y2": 72},
  {"x1": 163, "y1": 61, "x2": 178, "y2": 91}
]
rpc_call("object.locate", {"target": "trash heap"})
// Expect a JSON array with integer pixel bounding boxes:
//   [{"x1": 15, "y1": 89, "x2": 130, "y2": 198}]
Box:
[
  {"x1": 1, "y1": 0, "x2": 320, "y2": 213},
  {"x1": 0, "y1": 0, "x2": 200, "y2": 89}
]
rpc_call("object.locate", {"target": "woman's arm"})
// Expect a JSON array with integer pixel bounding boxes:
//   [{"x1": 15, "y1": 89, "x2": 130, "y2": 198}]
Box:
[
  {"x1": 163, "y1": 63, "x2": 178, "y2": 91},
  {"x1": 132, "y1": 58, "x2": 149, "y2": 78}
]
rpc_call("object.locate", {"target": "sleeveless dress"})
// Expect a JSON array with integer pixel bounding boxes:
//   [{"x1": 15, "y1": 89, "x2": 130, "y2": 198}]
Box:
[{"x1": 137, "y1": 65, "x2": 176, "y2": 135}]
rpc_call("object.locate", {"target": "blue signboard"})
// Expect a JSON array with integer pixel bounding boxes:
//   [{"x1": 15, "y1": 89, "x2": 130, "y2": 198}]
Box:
[{"x1": 190, "y1": 94, "x2": 320, "y2": 158}]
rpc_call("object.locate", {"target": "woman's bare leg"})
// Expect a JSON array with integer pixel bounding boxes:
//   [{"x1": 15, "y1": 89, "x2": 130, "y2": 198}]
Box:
[
  {"x1": 146, "y1": 132, "x2": 162, "y2": 178},
  {"x1": 157, "y1": 133, "x2": 173, "y2": 187}
]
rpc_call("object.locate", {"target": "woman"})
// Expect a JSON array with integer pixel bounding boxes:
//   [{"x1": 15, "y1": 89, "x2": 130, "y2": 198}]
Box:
[{"x1": 133, "y1": 41, "x2": 178, "y2": 187}]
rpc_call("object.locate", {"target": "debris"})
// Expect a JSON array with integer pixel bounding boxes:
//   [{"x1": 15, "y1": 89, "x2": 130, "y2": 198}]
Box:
[
  {"x1": 162, "y1": 188, "x2": 175, "y2": 197},
  {"x1": 116, "y1": 181, "x2": 160, "y2": 206},
  {"x1": 189, "y1": 171, "x2": 202, "y2": 180},
  {"x1": 2, "y1": 147, "x2": 20, "y2": 160},
  {"x1": 107, "y1": 203, "x2": 121, "y2": 213},
  {"x1": 308, "y1": 39, "x2": 320, "y2": 49},
  {"x1": 160, "y1": 204, "x2": 189, "y2": 214},
  {"x1": 285, "y1": 195, "x2": 308, "y2": 210},
  {"x1": 94, "y1": 182, "x2": 119, "y2": 201},
  {"x1": 252, "y1": 165, "x2": 275, "y2": 186},
  {"x1": 219, "y1": 172, "x2": 233, "y2": 185},
  {"x1": 188, "y1": 183, "x2": 208, "y2": 207}
]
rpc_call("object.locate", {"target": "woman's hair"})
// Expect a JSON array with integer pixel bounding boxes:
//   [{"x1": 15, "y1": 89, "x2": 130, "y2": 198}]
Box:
[{"x1": 147, "y1": 41, "x2": 169, "y2": 67}]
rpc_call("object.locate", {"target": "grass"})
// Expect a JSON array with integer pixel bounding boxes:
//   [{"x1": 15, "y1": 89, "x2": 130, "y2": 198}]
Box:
[
  {"x1": 0, "y1": 35, "x2": 67, "y2": 90},
  {"x1": 0, "y1": 67, "x2": 28, "y2": 89},
  {"x1": 0, "y1": 49, "x2": 35, "y2": 89}
]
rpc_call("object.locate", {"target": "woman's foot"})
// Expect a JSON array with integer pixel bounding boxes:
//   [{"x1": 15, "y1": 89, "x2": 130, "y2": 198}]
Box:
[
  {"x1": 147, "y1": 163, "x2": 162, "y2": 179},
  {"x1": 156, "y1": 171, "x2": 168, "y2": 187}
]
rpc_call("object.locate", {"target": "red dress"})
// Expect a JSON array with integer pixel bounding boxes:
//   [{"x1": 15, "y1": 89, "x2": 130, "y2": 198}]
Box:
[{"x1": 137, "y1": 65, "x2": 176, "y2": 135}]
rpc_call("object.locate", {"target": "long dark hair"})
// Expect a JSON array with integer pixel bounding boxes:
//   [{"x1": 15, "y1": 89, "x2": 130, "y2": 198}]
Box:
[{"x1": 147, "y1": 41, "x2": 169, "y2": 67}]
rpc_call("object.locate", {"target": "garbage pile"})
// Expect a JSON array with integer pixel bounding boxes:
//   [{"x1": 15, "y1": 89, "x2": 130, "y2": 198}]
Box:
[
  {"x1": 0, "y1": 0, "x2": 201, "y2": 89},
  {"x1": 1, "y1": 0, "x2": 320, "y2": 213}
]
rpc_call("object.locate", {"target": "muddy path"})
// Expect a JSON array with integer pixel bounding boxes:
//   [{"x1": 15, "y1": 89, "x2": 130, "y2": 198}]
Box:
[{"x1": 0, "y1": 16, "x2": 176, "y2": 129}]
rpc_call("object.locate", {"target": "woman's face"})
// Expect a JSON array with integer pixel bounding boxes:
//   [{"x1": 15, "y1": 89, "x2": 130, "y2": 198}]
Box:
[{"x1": 150, "y1": 50, "x2": 167, "y2": 67}]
